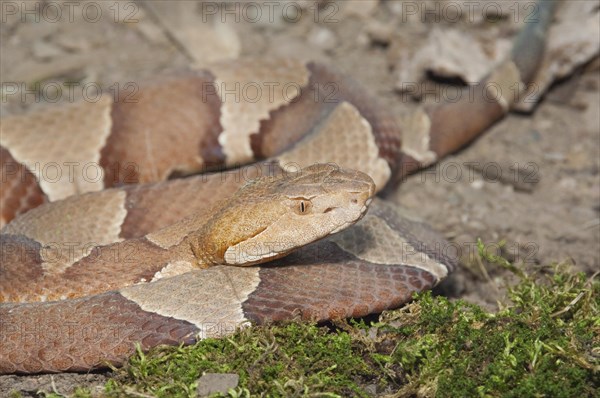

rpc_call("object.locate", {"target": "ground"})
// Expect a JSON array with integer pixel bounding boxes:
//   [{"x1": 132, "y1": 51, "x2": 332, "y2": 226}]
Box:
[{"x1": 0, "y1": 0, "x2": 598, "y2": 396}]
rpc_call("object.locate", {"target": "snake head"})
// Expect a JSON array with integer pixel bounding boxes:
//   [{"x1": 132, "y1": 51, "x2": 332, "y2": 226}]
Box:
[{"x1": 193, "y1": 163, "x2": 376, "y2": 266}]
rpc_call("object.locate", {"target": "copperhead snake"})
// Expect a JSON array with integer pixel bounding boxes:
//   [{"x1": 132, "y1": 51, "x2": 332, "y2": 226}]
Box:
[{"x1": 0, "y1": 0, "x2": 558, "y2": 374}]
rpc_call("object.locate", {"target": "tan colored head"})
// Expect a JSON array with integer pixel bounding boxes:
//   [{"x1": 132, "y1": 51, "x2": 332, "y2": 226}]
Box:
[{"x1": 190, "y1": 163, "x2": 376, "y2": 266}]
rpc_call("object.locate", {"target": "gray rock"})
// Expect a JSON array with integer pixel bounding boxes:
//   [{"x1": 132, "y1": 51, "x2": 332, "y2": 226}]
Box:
[{"x1": 197, "y1": 373, "x2": 240, "y2": 397}]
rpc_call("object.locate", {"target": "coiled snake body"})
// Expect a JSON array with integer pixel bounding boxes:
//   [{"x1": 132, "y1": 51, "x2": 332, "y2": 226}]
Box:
[{"x1": 0, "y1": 1, "x2": 558, "y2": 374}]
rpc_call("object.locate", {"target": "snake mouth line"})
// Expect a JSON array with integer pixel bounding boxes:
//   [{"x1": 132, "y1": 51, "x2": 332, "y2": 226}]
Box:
[{"x1": 328, "y1": 203, "x2": 370, "y2": 235}]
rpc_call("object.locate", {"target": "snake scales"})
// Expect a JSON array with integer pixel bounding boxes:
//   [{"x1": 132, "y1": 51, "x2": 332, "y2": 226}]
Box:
[{"x1": 0, "y1": 1, "x2": 558, "y2": 374}]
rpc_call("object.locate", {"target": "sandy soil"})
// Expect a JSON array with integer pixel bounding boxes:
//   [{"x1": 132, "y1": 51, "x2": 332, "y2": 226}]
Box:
[{"x1": 1, "y1": 0, "x2": 598, "y2": 395}]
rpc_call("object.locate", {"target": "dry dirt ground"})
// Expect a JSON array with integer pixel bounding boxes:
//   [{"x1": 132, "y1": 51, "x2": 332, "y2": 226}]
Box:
[{"x1": 1, "y1": 0, "x2": 598, "y2": 395}]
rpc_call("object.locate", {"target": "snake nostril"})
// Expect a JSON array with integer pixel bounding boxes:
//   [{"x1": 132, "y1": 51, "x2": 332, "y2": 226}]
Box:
[
  {"x1": 351, "y1": 198, "x2": 358, "y2": 204},
  {"x1": 324, "y1": 207, "x2": 335, "y2": 213}
]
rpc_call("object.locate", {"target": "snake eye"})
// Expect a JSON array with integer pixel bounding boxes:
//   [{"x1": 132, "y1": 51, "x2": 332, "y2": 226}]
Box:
[{"x1": 292, "y1": 199, "x2": 311, "y2": 215}]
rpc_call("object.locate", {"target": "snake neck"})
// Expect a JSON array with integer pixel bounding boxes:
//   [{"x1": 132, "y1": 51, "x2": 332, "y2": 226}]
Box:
[
  {"x1": 141, "y1": 208, "x2": 227, "y2": 268},
  {"x1": 183, "y1": 233, "x2": 222, "y2": 268}
]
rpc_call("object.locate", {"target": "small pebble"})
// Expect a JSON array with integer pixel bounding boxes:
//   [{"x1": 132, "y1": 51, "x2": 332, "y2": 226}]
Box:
[
  {"x1": 543, "y1": 152, "x2": 565, "y2": 161},
  {"x1": 471, "y1": 179, "x2": 485, "y2": 190},
  {"x1": 308, "y1": 27, "x2": 337, "y2": 51},
  {"x1": 365, "y1": 22, "x2": 393, "y2": 46},
  {"x1": 558, "y1": 177, "x2": 577, "y2": 190},
  {"x1": 368, "y1": 327, "x2": 378, "y2": 340},
  {"x1": 32, "y1": 40, "x2": 63, "y2": 59},
  {"x1": 56, "y1": 35, "x2": 90, "y2": 52},
  {"x1": 365, "y1": 384, "x2": 378, "y2": 395},
  {"x1": 197, "y1": 373, "x2": 239, "y2": 397}
]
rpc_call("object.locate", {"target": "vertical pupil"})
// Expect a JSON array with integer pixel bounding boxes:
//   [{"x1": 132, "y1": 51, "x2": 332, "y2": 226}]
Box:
[{"x1": 301, "y1": 202, "x2": 305, "y2": 212}]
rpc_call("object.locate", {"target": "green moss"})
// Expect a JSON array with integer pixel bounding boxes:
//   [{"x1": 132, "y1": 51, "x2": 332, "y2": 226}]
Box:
[
  {"x1": 376, "y1": 240, "x2": 599, "y2": 397},
  {"x1": 30, "y1": 241, "x2": 599, "y2": 397},
  {"x1": 102, "y1": 322, "x2": 379, "y2": 397}
]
